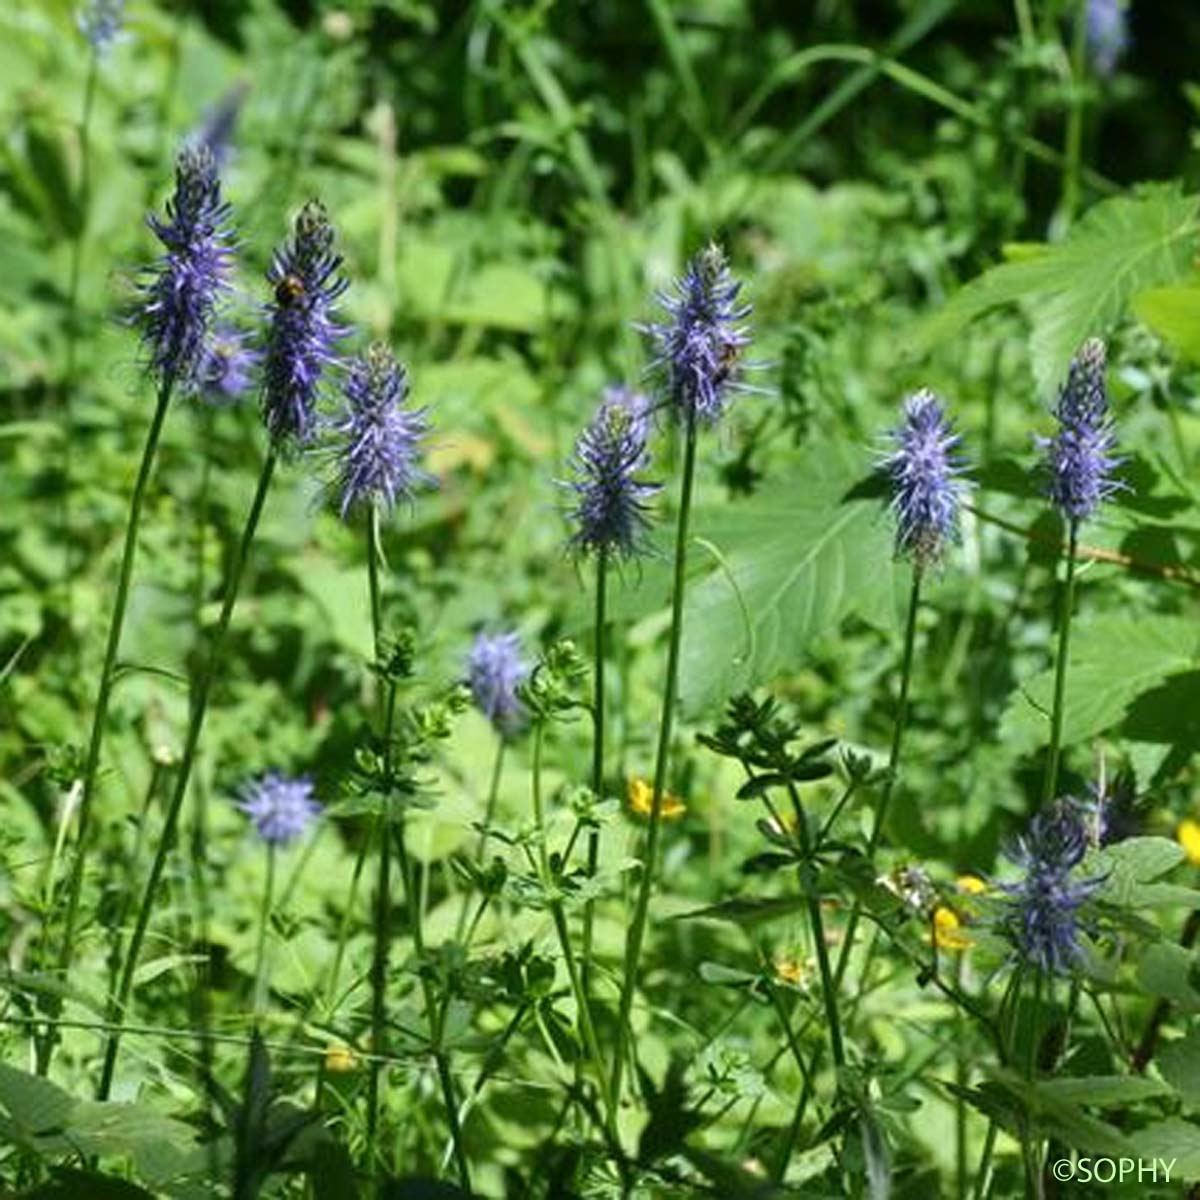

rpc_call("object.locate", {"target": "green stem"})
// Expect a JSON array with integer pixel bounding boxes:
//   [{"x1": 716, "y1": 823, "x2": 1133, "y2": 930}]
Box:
[
  {"x1": 611, "y1": 411, "x2": 699, "y2": 1105},
  {"x1": 393, "y1": 819, "x2": 472, "y2": 1191},
  {"x1": 366, "y1": 503, "x2": 394, "y2": 1186},
  {"x1": 454, "y1": 738, "x2": 505, "y2": 943},
  {"x1": 973, "y1": 968, "x2": 1024, "y2": 1200},
  {"x1": 581, "y1": 546, "x2": 608, "y2": 994},
  {"x1": 44, "y1": 370, "x2": 178, "y2": 1076},
  {"x1": 833, "y1": 567, "x2": 923, "y2": 990},
  {"x1": 1041, "y1": 524, "x2": 1079, "y2": 807},
  {"x1": 787, "y1": 781, "x2": 844, "y2": 1072},
  {"x1": 766, "y1": 978, "x2": 818, "y2": 1182},
  {"x1": 325, "y1": 839, "x2": 369, "y2": 1013},
  {"x1": 97, "y1": 449, "x2": 278, "y2": 1100},
  {"x1": 252, "y1": 846, "x2": 276, "y2": 1018}
]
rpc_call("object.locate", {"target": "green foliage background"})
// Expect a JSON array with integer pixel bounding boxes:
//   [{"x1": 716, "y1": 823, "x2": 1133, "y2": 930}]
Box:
[{"x1": 5, "y1": 1, "x2": 1200, "y2": 1196}]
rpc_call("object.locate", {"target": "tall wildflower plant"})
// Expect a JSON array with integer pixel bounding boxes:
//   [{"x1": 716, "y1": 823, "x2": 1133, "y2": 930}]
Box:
[
  {"x1": 611, "y1": 244, "x2": 752, "y2": 1106},
  {"x1": 323, "y1": 343, "x2": 467, "y2": 1187},
  {"x1": 48, "y1": 146, "x2": 234, "y2": 1073},
  {"x1": 562, "y1": 385, "x2": 658, "y2": 992},
  {"x1": 1038, "y1": 339, "x2": 1122, "y2": 807},
  {"x1": 97, "y1": 200, "x2": 349, "y2": 1099},
  {"x1": 835, "y1": 392, "x2": 967, "y2": 1011}
]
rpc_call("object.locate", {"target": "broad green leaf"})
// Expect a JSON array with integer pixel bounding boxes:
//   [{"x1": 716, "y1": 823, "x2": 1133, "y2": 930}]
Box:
[
  {"x1": 1137, "y1": 944, "x2": 1200, "y2": 1010},
  {"x1": 1161, "y1": 1030, "x2": 1200, "y2": 1108},
  {"x1": 0, "y1": 1063, "x2": 75, "y2": 1138},
  {"x1": 676, "y1": 439, "x2": 903, "y2": 714},
  {"x1": 1133, "y1": 283, "x2": 1200, "y2": 361},
  {"x1": 999, "y1": 615, "x2": 1199, "y2": 754},
  {"x1": 917, "y1": 186, "x2": 1200, "y2": 395},
  {"x1": 1089, "y1": 837, "x2": 1186, "y2": 906},
  {"x1": 1135, "y1": 1118, "x2": 1200, "y2": 1178},
  {"x1": 19, "y1": 1169, "x2": 156, "y2": 1200}
]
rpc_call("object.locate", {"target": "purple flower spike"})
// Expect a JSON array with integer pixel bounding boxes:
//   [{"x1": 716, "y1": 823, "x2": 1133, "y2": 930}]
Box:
[
  {"x1": 998, "y1": 801, "x2": 1105, "y2": 975},
  {"x1": 468, "y1": 631, "x2": 527, "y2": 736},
  {"x1": 197, "y1": 325, "x2": 258, "y2": 403},
  {"x1": 238, "y1": 772, "x2": 321, "y2": 846},
  {"x1": 642, "y1": 243, "x2": 754, "y2": 427},
  {"x1": 883, "y1": 390, "x2": 968, "y2": 568},
  {"x1": 262, "y1": 200, "x2": 350, "y2": 447},
  {"x1": 138, "y1": 145, "x2": 234, "y2": 390},
  {"x1": 1086, "y1": 0, "x2": 1129, "y2": 77},
  {"x1": 564, "y1": 386, "x2": 659, "y2": 560},
  {"x1": 1039, "y1": 339, "x2": 1123, "y2": 526},
  {"x1": 329, "y1": 343, "x2": 430, "y2": 519}
]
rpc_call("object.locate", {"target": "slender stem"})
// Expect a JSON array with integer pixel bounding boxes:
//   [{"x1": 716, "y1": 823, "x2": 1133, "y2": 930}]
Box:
[
  {"x1": 454, "y1": 738, "x2": 505, "y2": 942},
  {"x1": 833, "y1": 567, "x2": 923, "y2": 990},
  {"x1": 366, "y1": 774, "x2": 393, "y2": 1185},
  {"x1": 581, "y1": 546, "x2": 609, "y2": 994},
  {"x1": 973, "y1": 968, "x2": 1024, "y2": 1200},
  {"x1": 1041, "y1": 524, "x2": 1079, "y2": 807},
  {"x1": 325, "y1": 838, "x2": 369, "y2": 1011},
  {"x1": 366, "y1": 504, "x2": 393, "y2": 1187},
  {"x1": 766, "y1": 977, "x2": 818, "y2": 1182},
  {"x1": 393, "y1": 820, "x2": 472, "y2": 1191},
  {"x1": 787, "y1": 781, "x2": 844, "y2": 1072},
  {"x1": 97, "y1": 449, "x2": 278, "y2": 1099},
  {"x1": 252, "y1": 846, "x2": 276, "y2": 1017},
  {"x1": 43, "y1": 371, "x2": 178, "y2": 1075},
  {"x1": 611, "y1": 411, "x2": 698, "y2": 1104}
]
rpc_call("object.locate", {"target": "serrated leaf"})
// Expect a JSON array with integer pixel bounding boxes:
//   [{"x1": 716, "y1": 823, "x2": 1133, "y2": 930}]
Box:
[
  {"x1": 1000, "y1": 615, "x2": 1199, "y2": 754},
  {"x1": 1134, "y1": 1118, "x2": 1200, "y2": 1178},
  {"x1": 1089, "y1": 837, "x2": 1186, "y2": 906},
  {"x1": 917, "y1": 186, "x2": 1200, "y2": 395},
  {"x1": 677, "y1": 439, "x2": 903, "y2": 714},
  {"x1": 1161, "y1": 1031, "x2": 1200, "y2": 1107}
]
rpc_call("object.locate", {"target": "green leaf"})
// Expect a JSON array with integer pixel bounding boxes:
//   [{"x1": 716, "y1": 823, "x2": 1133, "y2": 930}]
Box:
[
  {"x1": 1161, "y1": 1030, "x2": 1200, "y2": 1108},
  {"x1": 673, "y1": 895, "x2": 809, "y2": 928},
  {"x1": 1032, "y1": 1075, "x2": 1170, "y2": 1107},
  {"x1": 676, "y1": 439, "x2": 903, "y2": 714},
  {"x1": 1137, "y1": 944, "x2": 1200, "y2": 1010},
  {"x1": 1134, "y1": 1118, "x2": 1200, "y2": 1178},
  {"x1": 1133, "y1": 283, "x2": 1200, "y2": 361},
  {"x1": 19, "y1": 1169, "x2": 157, "y2": 1199},
  {"x1": 0, "y1": 1063, "x2": 75, "y2": 1139},
  {"x1": 1000, "y1": 615, "x2": 1199, "y2": 754},
  {"x1": 1089, "y1": 837, "x2": 1186, "y2": 907},
  {"x1": 917, "y1": 186, "x2": 1200, "y2": 395}
]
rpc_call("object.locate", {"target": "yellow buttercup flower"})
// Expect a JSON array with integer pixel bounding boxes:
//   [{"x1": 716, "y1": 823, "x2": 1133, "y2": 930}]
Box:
[
  {"x1": 1177, "y1": 819, "x2": 1200, "y2": 866},
  {"x1": 955, "y1": 874, "x2": 990, "y2": 896},
  {"x1": 773, "y1": 957, "x2": 811, "y2": 987},
  {"x1": 324, "y1": 1044, "x2": 359, "y2": 1073},
  {"x1": 932, "y1": 906, "x2": 973, "y2": 952},
  {"x1": 627, "y1": 777, "x2": 686, "y2": 820}
]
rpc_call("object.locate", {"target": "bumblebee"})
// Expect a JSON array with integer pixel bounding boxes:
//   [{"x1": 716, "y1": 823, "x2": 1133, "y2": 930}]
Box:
[
  {"x1": 714, "y1": 339, "x2": 742, "y2": 385},
  {"x1": 274, "y1": 273, "x2": 306, "y2": 307}
]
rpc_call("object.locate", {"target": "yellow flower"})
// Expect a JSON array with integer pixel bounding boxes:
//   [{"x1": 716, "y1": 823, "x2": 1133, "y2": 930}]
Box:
[
  {"x1": 324, "y1": 1044, "x2": 359, "y2": 1073},
  {"x1": 932, "y1": 906, "x2": 973, "y2": 952},
  {"x1": 773, "y1": 957, "x2": 811, "y2": 987},
  {"x1": 955, "y1": 874, "x2": 990, "y2": 896},
  {"x1": 1177, "y1": 819, "x2": 1200, "y2": 866},
  {"x1": 627, "y1": 777, "x2": 686, "y2": 821}
]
